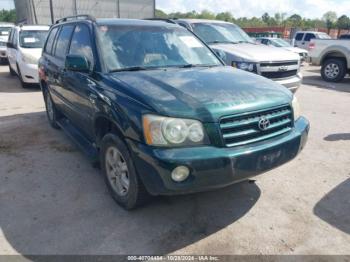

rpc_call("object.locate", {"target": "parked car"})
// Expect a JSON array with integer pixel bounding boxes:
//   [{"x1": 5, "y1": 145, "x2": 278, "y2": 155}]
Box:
[
  {"x1": 339, "y1": 34, "x2": 350, "y2": 40},
  {"x1": 0, "y1": 23, "x2": 14, "y2": 64},
  {"x1": 256, "y1": 37, "x2": 308, "y2": 62},
  {"x1": 309, "y1": 38, "x2": 350, "y2": 82},
  {"x1": 39, "y1": 16, "x2": 309, "y2": 209},
  {"x1": 170, "y1": 19, "x2": 302, "y2": 93},
  {"x1": 7, "y1": 25, "x2": 49, "y2": 88},
  {"x1": 293, "y1": 31, "x2": 331, "y2": 50}
]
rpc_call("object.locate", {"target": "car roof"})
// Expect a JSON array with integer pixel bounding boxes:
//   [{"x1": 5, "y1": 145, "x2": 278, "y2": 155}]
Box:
[
  {"x1": 96, "y1": 18, "x2": 180, "y2": 28},
  {"x1": 175, "y1": 19, "x2": 233, "y2": 25},
  {"x1": 296, "y1": 31, "x2": 327, "y2": 34}
]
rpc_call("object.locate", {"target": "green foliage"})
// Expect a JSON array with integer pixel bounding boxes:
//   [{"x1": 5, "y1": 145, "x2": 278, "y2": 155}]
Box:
[
  {"x1": 0, "y1": 9, "x2": 16, "y2": 23},
  {"x1": 337, "y1": 15, "x2": 350, "y2": 30},
  {"x1": 155, "y1": 9, "x2": 346, "y2": 31}
]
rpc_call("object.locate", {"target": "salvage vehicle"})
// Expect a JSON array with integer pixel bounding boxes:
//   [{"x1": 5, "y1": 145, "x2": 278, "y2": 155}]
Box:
[
  {"x1": 256, "y1": 37, "x2": 308, "y2": 62},
  {"x1": 309, "y1": 38, "x2": 350, "y2": 82},
  {"x1": 292, "y1": 31, "x2": 331, "y2": 50},
  {"x1": 7, "y1": 25, "x2": 49, "y2": 88},
  {"x1": 169, "y1": 19, "x2": 303, "y2": 93},
  {"x1": 39, "y1": 15, "x2": 310, "y2": 209},
  {"x1": 0, "y1": 23, "x2": 14, "y2": 64}
]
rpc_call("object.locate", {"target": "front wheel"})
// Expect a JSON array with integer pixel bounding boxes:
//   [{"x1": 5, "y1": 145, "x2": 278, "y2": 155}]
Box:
[
  {"x1": 44, "y1": 89, "x2": 60, "y2": 129},
  {"x1": 321, "y1": 59, "x2": 346, "y2": 82},
  {"x1": 100, "y1": 134, "x2": 150, "y2": 210}
]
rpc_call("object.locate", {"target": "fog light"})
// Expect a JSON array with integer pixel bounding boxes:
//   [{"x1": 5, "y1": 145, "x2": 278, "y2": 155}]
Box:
[{"x1": 171, "y1": 166, "x2": 190, "y2": 182}]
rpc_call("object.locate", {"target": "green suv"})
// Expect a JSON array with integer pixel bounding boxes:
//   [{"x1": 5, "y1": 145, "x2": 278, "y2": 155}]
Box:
[{"x1": 39, "y1": 15, "x2": 310, "y2": 209}]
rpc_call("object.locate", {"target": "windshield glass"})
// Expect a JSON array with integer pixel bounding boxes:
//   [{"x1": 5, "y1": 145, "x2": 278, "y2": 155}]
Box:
[
  {"x1": 19, "y1": 30, "x2": 48, "y2": 48},
  {"x1": 318, "y1": 33, "x2": 331, "y2": 39},
  {"x1": 192, "y1": 23, "x2": 254, "y2": 44},
  {"x1": 97, "y1": 25, "x2": 221, "y2": 71},
  {"x1": 271, "y1": 38, "x2": 291, "y2": 47},
  {"x1": 0, "y1": 27, "x2": 12, "y2": 36}
]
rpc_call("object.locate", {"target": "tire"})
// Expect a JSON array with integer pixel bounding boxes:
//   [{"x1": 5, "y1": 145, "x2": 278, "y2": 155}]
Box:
[
  {"x1": 9, "y1": 64, "x2": 16, "y2": 76},
  {"x1": 100, "y1": 133, "x2": 150, "y2": 210},
  {"x1": 17, "y1": 64, "x2": 29, "y2": 88},
  {"x1": 321, "y1": 58, "x2": 347, "y2": 82},
  {"x1": 43, "y1": 89, "x2": 60, "y2": 129}
]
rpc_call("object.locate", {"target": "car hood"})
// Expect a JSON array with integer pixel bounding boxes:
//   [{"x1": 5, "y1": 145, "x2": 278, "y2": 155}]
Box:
[
  {"x1": 109, "y1": 66, "x2": 292, "y2": 122},
  {"x1": 20, "y1": 48, "x2": 42, "y2": 61},
  {"x1": 210, "y1": 43, "x2": 300, "y2": 62},
  {"x1": 282, "y1": 46, "x2": 308, "y2": 54}
]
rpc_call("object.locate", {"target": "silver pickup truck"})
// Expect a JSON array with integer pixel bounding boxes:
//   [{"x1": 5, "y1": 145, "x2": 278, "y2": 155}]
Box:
[
  {"x1": 309, "y1": 39, "x2": 350, "y2": 82},
  {"x1": 172, "y1": 19, "x2": 302, "y2": 93}
]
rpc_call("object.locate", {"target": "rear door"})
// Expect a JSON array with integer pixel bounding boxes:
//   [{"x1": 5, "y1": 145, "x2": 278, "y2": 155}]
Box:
[
  {"x1": 7, "y1": 28, "x2": 17, "y2": 71},
  {"x1": 294, "y1": 33, "x2": 304, "y2": 48},
  {"x1": 48, "y1": 24, "x2": 75, "y2": 119},
  {"x1": 62, "y1": 23, "x2": 96, "y2": 140},
  {"x1": 302, "y1": 33, "x2": 316, "y2": 49}
]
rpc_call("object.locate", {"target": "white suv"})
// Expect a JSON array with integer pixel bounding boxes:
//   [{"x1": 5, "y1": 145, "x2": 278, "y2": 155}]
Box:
[
  {"x1": 7, "y1": 25, "x2": 49, "y2": 88},
  {"x1": 0, "y1": 23, "x2": 14, "y2": 64}
]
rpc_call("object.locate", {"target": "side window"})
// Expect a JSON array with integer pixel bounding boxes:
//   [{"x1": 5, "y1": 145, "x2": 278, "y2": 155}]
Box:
[
  {"x1": 304, "y1": 33, "x2": 315, "y2": 41},
  {"x1": 69, "y1": 24, "x2": 94, "y2": 66},
  {"x1": 44, "y1": 27, "x2": 59, "y2": 54},
  {"x1": 12, "y1": 29, "x2": 18, "y2": 47},
  {"x1": 295, "y1": 33, "x2": 303, "y2": 41},
  {"x1": 54, "y1": 25, "x2": 74, "y2": 59}
]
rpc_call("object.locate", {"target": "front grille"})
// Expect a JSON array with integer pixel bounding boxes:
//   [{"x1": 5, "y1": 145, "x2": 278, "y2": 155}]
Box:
[
  {"x1": 220, "y1": 105, "x2": 293, "y2": 147},
  {"x1": 260, "y1": 61, "x2": 298, "y2": 67},
  {"x1": 261, "y1": 70, "x2": 297, "y2": 79},
  {"x1": 0, "y1": 42, "x2": 6, "y2": 47}
]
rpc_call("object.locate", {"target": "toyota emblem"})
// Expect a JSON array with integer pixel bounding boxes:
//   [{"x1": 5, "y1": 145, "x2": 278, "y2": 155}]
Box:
[{"x1": 258, "y1": 117, "x2": 270, "y2": 131}]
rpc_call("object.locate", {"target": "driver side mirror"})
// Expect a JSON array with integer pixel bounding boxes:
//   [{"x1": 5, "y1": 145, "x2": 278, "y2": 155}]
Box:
[
  {"x1": 6, "y1": 42, "x2": 15, "y2": 49},
  {"x1": 65, "y1": 54, "x2": 90, "y2": 73}
]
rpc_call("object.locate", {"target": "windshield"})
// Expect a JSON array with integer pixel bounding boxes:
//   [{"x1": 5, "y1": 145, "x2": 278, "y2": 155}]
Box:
[
  {"x1": 271, "y1": 38, "x2": 291, "y2": 47},
  {"x1": 19, "y1": 30, "x2": 48, "y2": 48},
  {"x1": 318, "y1": 33, "x2": 331, "y2": 39},
  {"x1": 192, "y1": 23, "x2": 254, "y2": 44},
  {"x1": 0, "y1": 27, "x2": 11, "y2": 36},
  {"x1": 97, "y1": 25, "x2": 221, "y2": 71}
]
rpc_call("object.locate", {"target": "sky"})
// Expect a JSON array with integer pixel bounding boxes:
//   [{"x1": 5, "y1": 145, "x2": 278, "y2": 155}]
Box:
[
  {"x1": 156, "y1": 0, "x2": 350, "y2": 19},
  {"x1": 0, "y1": 0, "x2": 349, "y2": 19}
]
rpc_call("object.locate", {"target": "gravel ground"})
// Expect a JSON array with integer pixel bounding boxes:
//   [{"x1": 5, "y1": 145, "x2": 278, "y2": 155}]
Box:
[{"x1": 0, "y1": 64, "x2": 349, "y2": 256}]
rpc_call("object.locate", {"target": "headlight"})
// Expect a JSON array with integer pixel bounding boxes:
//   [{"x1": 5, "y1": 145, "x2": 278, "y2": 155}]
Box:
[
  {"x1": 143, "y1": 115, "x2": 207, "y2": 146},
  {"x1": 232, "y1": 61, "x2": 256, "y2": 72},
  {"x1": 292, "y1": 96, "x2": 301, "y2": 120},
  {"x1": 22, "y1": 54, "x2": 38, "y2": 65}
]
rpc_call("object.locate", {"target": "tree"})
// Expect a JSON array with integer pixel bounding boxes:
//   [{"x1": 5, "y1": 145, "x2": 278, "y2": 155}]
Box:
[
  {"x1": 216, "y1": 12, "x2": 233, "y2": 22},
  {"x1": 322, "y1": 11, "x2": 337, "y2": 33},
  {"x1": 0, "y1": 9, "x2": 16, "y2": 23},
  {"x1": 155, "y1": 9, "x2": 168, "y2": 18},
  {"x1": 336, "y1": 15, "x2": 350, "y2": 36},
  {"x1": 262, "y1": 12, "x2": 270, "y2": 25},
  {"x1": 287, "y1": 14, "x2": 302, "y2": 27}
]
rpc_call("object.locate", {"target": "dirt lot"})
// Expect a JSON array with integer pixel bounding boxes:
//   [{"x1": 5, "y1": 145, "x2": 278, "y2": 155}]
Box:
[{"x1": 0, "y1": 64, "x2": 349, "y2": 256}]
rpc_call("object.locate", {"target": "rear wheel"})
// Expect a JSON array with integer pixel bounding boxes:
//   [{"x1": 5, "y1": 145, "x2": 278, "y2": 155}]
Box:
[
  {"x1": 321, "y1": 58, "x2": 346, "y2": 82},
  {"x1": 17, "y1": 64, "x2": 29, "y2": 88},
  {"x1": 44, "y1": 89, "x2": 60, "y2": 129},
  {"x1": 100, "y1": 133, "x2": 150, "y2": 210},
  {"x1": 9, "y1": 64, "x2": 16, "y2": 76}
]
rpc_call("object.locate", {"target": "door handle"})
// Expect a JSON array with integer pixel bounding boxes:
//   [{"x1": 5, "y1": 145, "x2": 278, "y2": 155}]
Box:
[{"x1": 89, "y1": 93, "x2": 98, "y2": 104}]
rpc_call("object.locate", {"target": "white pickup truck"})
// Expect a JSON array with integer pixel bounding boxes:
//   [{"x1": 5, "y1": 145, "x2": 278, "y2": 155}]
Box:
[{"x1": 309, "y1": 39, "x2": 350, "y2": 82}]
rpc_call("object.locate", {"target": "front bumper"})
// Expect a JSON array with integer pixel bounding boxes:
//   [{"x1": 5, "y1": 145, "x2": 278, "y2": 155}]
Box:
[
  {"x1": 274, "y1": 72, "x2": 303, "y2": 93},
  {"x1": 128, "y1": 117, "x2": 310, "y2": 196},
  {"x1": 18, "y1": 63, "x2": 39, "y2": 83}
]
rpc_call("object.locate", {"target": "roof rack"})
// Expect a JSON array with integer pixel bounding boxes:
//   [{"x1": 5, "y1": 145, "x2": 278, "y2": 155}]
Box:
[
  {"x1": 56, "y1": 14, "x2": 96, "y2": 24},
  {"x1": 144, "y1": 18, "x2": 177, "y2": 24}
]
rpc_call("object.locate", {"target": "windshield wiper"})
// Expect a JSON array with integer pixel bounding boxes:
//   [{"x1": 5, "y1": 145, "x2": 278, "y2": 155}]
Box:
[
  {"x1": 109, "y1": 66, "x2": 149, "y2": 73},
  {"x1": 179, "y1": 64, "x2": 219, "y2": 68},
  {"x1": 208, "y1": 40, "x2": 239, "y2": 44}
]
